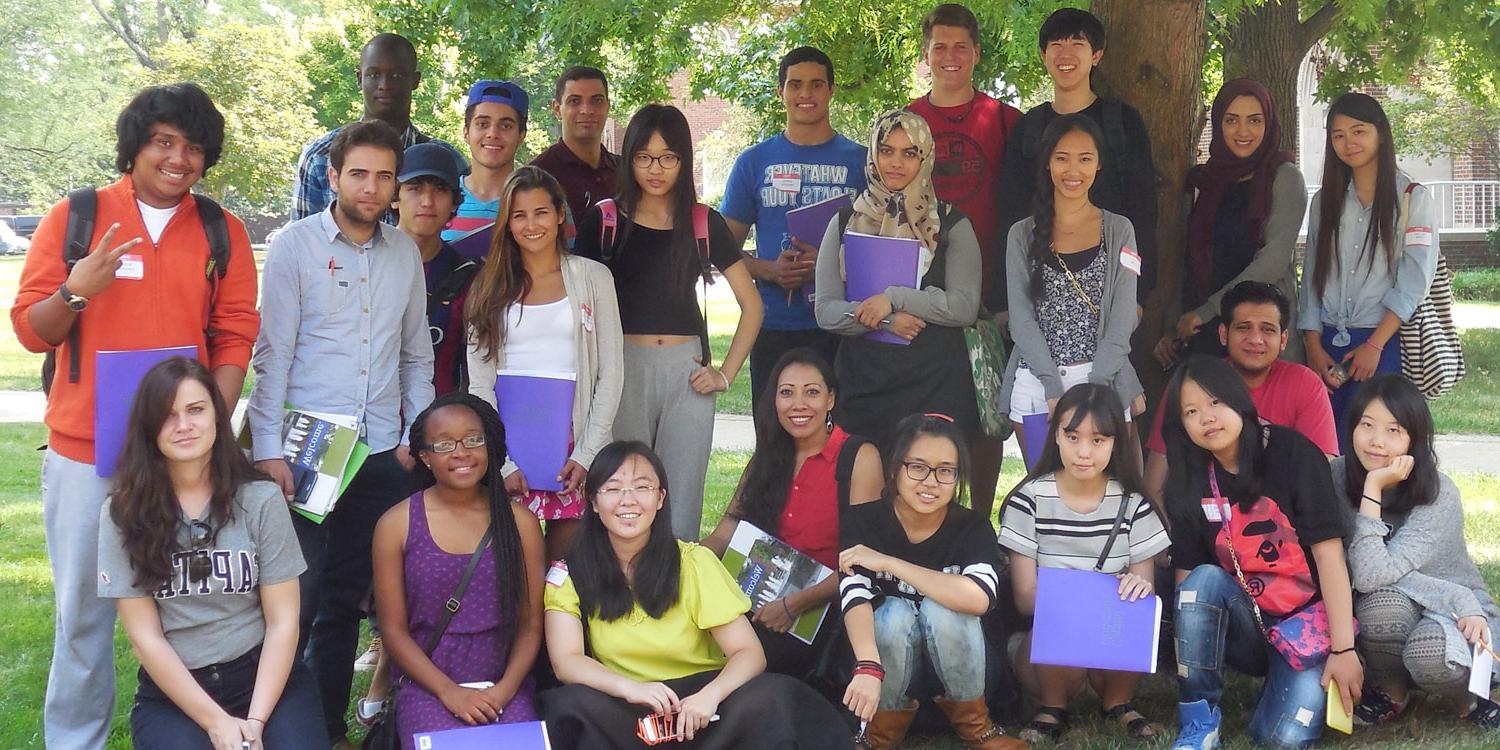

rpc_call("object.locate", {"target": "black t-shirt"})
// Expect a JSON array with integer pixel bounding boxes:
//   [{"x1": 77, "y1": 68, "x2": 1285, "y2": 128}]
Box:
[
  {"x1": 837, "y1": 499, "x2": 1001, "y2": 615},
  {"x1": 1168, "y1": 425, "x2": 1347, "y2": 615},
  {"x1": 574, "y1": 205, "x2": 742, "y2": 336}
]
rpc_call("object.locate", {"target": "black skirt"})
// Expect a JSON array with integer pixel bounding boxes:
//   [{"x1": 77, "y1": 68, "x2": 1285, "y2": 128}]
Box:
[{"x1": 833, "y1": 323, "x2": 979, "y2": 448}]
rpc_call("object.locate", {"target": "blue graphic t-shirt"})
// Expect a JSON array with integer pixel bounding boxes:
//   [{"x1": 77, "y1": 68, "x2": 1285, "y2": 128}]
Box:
[
  {"x1": 720, "y1": 133, "x2": 867, "y2": 330},
  {"x1": 440, "y1": 179, "x2": 501, "y2": 251}
]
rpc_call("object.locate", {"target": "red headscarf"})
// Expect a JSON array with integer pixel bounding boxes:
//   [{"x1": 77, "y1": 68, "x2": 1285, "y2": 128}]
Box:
[{"x1": 1184, "y1": 78, "x2": 1295, "y2": 300}]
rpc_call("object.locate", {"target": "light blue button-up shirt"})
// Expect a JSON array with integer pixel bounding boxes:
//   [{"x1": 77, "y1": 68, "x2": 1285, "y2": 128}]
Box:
[
  {"x1": 249, "y1": 206, "x2": 435, "y2": 462},
  {"x1": 1298, "y1": 172, "x2": 1440, "y2": 335}
]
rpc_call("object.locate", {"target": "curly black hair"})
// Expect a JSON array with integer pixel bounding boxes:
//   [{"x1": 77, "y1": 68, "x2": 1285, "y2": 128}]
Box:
[{"x1": 115, "y1": 83, "x2": 225, "y2": 174}]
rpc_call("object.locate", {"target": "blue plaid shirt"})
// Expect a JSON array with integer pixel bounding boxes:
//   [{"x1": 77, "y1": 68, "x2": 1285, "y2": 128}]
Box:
[{"x1": 290, "y1": 122, "x2": 461, "y2": 222}]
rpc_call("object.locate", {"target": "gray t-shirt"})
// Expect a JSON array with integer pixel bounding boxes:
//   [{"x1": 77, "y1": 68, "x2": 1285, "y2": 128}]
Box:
[
  {"x1": 98, "y1": 480, "x2": 306, "y2": 669},
  {"x1": 999, "y1": 474, "x2": 1169, "y2": 574}
]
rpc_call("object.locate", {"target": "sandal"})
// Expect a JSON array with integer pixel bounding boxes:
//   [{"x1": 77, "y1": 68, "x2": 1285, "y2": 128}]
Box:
[
  {"x1": 1467, "y1": 696, "x2": 1500, "y2": 729},
  {"x1": 1018, "y1": 706, "x2": 1068, "y2": 743},
  {"x1": 1103, "y1": 702, "x2": 1160, "y2": 738},
  {"x1": 355, "y1": 698, "x2": 384, "y2": 727},
  {"x1": 1353, "y1": 688, "x2": 1409, "y2": 726}
]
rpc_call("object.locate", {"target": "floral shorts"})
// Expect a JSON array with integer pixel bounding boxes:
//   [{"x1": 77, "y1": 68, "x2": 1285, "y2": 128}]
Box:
[{"x1": 517, "y1": 487, "x2": 585, "y2": 521}]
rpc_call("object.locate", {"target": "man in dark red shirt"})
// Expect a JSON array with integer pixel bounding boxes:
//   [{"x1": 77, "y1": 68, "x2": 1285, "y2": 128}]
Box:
[
  {"x1": 529, "y1": 65, "x2": 619, "y2": 225},
  {"x1": 906, "y1": 2, "x2": 1023, "y2": 520}
]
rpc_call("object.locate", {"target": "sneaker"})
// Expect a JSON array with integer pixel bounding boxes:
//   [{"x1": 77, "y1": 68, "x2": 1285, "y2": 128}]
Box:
[
  {"x1": 1171, "y1": 699, "x2": 1221, "y2": 750},
  {"x1": 354, "y1": 636, "x2": 382, "y2": 672},
  {"x1": 1353, "y1": 688, "x2": 1407, "y2": 726},
  {"x1": 1467, "y1": 696, "x2": 1500, "y2": 729}
]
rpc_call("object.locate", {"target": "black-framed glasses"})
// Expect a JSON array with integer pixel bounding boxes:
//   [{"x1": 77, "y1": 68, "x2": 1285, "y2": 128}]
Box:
[
  {"x1": 187, "y1": 520, "x2": 213, "y2": 583},
  {"x1": 902, "y1": 461, "x2": 958, "y2": 485},
  {"x1": 422, "y1": 433, "x2": 486, "y2": 454},
  {"x1": 631, "y1": 152, "x2": 681, "y2": 170}
]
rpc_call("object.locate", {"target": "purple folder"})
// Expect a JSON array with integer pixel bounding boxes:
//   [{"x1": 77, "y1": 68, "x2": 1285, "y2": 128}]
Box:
[
  {"x1": 1031, "y1": 567, "x2": 1161, "y2": 673},
  {"x1": 842, "y1": 231, "x2": 921, "y2": 346},
  {"x1": 785, "y1": 194, "x2": 852, "y2": 305},
  {"x1": 1022, "y1": 412, "x2": 1050, "y2": 468},
  {"x1": 495, "y1": 372, "x2": 576, "y2": 493},
  {"x1": 450, "y1": 222, "x2": 495, "y2": 260},
  {"x1": 412, "y1": 720, "x2": 552, "y2": 749},
  {"x1": 95, "y1": 346, "x2": 199, "y2": 477}
]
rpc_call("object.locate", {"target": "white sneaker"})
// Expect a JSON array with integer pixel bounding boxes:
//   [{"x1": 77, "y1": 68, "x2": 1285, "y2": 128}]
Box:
[{"x1": 353, "y1": 637, "x2": 382, "y2": 672}]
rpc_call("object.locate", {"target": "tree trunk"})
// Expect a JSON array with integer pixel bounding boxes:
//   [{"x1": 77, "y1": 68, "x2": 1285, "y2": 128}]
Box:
[
  {"x1": 1091, "y1": 0, "x2": 1207, "y2": 400},
  {"x1": 1222, "y1": 0, "x2": 1343, "y2": 154}
]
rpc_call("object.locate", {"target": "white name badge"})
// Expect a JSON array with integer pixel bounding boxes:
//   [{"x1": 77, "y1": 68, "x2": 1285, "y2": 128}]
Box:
[
  {"x1": 1201, "y1": 498, "x2": 1229, "y2": 522},
  {"x1": 771, "y1": 171, "x2": 802, "y2": 193},
  {"x1": 116, "y1": 253, "x2": 144, "y2": 280},
  {"x1": 1405, "y1": 225, "x2": 1434, "y2": 247},
  {"x1": 1119, "y1": 246, "x2": 1142, "y2": 276}
]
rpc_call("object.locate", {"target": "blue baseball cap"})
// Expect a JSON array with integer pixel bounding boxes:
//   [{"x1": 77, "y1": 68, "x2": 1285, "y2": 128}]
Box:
[
  {"x1": 398, "y1": 142, "x2": 464, "y2": 194},
  {"x1": 465, "y1": 79, "x2": 529, "y2": 128}
]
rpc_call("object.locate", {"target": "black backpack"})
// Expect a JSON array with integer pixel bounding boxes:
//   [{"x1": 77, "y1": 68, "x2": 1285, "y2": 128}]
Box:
[
  {"x1": 1019, "y1": 97, "x2": 1137, "y2": 198},
  {"x1": 41, "y1": 188, "x2": 231, "y2": 396},
  {"x1": 427, "y1": 255, "x2": 483, "y2": 391}
]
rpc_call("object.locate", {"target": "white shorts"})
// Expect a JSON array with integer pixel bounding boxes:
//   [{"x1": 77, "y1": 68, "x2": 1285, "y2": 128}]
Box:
[{"x1": 1010, "y1": 362, "x2": 1131, "y2": 422}]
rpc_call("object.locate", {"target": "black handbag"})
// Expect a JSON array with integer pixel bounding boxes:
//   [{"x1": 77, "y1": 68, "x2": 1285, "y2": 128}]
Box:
[{"x1": 362, "y1": 525, "x2": 494, "y2": 750}]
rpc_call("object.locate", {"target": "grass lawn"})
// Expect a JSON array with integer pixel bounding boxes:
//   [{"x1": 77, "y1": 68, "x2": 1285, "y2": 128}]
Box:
[{"x1": 4, "y1": 425, "x2": 1499, "y2": 749}]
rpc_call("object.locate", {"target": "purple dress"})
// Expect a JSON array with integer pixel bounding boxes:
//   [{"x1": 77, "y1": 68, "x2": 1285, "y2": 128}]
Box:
[{"x1": 395, "y1": 492, "x2": 537, "y2": 749}]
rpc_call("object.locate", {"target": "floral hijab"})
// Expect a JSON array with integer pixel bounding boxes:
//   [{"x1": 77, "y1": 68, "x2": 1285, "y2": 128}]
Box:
[{"x1": 845, "y1": 109, "x2": 941, "y2": 278}]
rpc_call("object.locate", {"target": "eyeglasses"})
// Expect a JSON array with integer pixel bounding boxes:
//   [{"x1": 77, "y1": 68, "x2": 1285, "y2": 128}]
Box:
[
  {"x1": 597, "y1": 485, "x2": 661, "y2": 501},
  {"x1": 422, "y1": 434, "x2": 485, "y2": 454},
  {"x1": 631, "y1": 152, "x2": 681, "y2": 170},
  {"x1": 187, "y1": 520, "x2": 213, "y2": 583},
  {"x1": 902, "y1": 462, "x2": 958, "y2": 485}
]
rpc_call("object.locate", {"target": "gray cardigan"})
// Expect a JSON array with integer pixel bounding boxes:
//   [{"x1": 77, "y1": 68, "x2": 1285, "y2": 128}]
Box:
[
  {"x1": 998, "y1": 209, "x2": 1142, "y2": 418},
  {"x1": 813, "y1": 211, "x2": 982, "y2": 334},
  {"x1": 467, "y1": 253, "x2": 625, "y2": 477},
  {"x1": 1335, "y1": 458, "x2": 1499, "y2": 667}
]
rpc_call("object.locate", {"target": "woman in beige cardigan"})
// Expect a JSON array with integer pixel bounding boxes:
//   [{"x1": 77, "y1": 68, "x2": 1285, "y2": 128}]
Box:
[{"x1": 467, "y1": 165, "x2": 624, "y2": 561}]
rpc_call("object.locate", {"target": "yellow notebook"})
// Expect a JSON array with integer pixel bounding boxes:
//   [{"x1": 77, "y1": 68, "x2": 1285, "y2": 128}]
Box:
[{"x1": 1326, "y1": 679, "x2": 1353, "y2": 734}]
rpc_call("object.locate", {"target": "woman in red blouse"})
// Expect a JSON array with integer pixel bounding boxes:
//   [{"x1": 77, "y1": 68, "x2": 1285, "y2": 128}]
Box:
[{"x1": 703, "y1": 348, "x2": 883, "y2": 677}]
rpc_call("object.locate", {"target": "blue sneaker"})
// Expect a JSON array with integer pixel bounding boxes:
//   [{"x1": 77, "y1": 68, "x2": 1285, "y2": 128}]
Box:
[{"x1": 1171, "y1": 699, "x2": 1221, "y2": 750}]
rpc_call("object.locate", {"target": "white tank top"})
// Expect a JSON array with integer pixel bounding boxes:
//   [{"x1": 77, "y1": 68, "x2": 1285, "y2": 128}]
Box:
[{"x1": 502, "y1": 296, "x2": 577, "y2": 374}]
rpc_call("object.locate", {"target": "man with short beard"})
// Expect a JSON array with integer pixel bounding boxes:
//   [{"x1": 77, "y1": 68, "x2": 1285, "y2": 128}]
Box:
[{"x1": 250, "y1": 120, "x2": 435, "y2": 748}]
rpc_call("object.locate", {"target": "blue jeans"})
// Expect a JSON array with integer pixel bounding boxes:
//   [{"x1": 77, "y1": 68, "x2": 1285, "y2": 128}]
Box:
[
  {"x1": 872, "y1": 596, "x2": 986, "y2": 709},
  {"x1": 1176, "y1": 565, "x2": 1328, "y2": 749},
  {"x1": 293, "y1": 450, "x2": 412, "y2": 740},
  {"x1": 131, "y1": 646, "x2": 328, "y2": 749},
  {"x1": 1320, "y1": 326, "x2": 1401, "y2": 454}
]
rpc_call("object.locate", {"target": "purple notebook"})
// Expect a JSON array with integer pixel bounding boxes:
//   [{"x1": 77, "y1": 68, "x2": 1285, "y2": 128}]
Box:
[
  {"x1": 450, "y1": 222, "x2": 495, "y2": 260},
  {"x1": 95, "y1": 346, "x2": 199, "y2": 477},
  {"x1": 842, "y1": 231, "x2": 921, "y2": 346},
  {"x1": 495, "y1": 371, "x2": 576, "y2": 493},
  {"x1": 1031, "y1": 567, "x2": 1161, "y2": 673},
  {"x1": 1022, "y1": 412, "x2": 1050, "y2": 467},
  {"x1": 785, "y1": 194, "x2": 852, "y2": 306},
  {"x1": 412, "y1": 720, "x2": 552, "y2": 749}
]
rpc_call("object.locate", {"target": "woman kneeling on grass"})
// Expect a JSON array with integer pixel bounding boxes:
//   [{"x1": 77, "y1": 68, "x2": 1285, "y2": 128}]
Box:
[
  {"x1": 1000, "y1": 383, "x2": 1169, "y2": 743},
  {"x1": 1335, "y1": 375, "x2": 1500, "y2": 729},
  {"x1": 840, "y1": 413, "x2": 1028, "y2": 750},
  {"x1": 99, "y1": 357, "x2": 324, "y2": 749},
  {"x1": 1161, "y1": 355, "x2": 1361, "y2": 750},
  {"x1": 540, "y1": 440, "x2": 849, "y2": 748},
  {"x1": 370, "y1": 393, "x2": 545, "y2": 747}
]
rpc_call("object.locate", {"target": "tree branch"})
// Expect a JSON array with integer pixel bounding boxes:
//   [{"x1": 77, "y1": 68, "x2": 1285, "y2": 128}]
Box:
[
  {"x1": 89, "y1": 0, "x2": 157, "y2": 69},
  {"x1": 1298, "y1": 1, "x2": 1344, "y2": 50}
]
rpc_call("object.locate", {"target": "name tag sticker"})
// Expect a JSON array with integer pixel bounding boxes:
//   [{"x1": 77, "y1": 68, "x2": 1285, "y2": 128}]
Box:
[
  {"x1": 546, "y1": 561, "x2": 569, "y2": 588},
  {"x1": 1119, "y1": 246, "x2": 1142, "y2": 276},
  {"x1": 771, "y1": 171, "x2": 802, "y2": 193},
  {"x1": 1405, "y1": 226, "x2": 1433, "y2": 247},
  {"x1": 116, "y1": 254, "x2": 144, "y2": 280},
  {"x1": 580, "y1": 303, "x2": 595, "y2": 333},
  {"x1": 1201, "y1": 498, "x2": 1229, "y2": 522}
]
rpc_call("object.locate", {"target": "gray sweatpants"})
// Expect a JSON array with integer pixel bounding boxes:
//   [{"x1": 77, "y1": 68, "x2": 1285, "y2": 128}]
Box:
[
  {"x1": 613, "y1": 341, "x2": 717, "y2": 540},
  {"x1": 41, "y1": 448, "x2": 118, "y2": 749}
]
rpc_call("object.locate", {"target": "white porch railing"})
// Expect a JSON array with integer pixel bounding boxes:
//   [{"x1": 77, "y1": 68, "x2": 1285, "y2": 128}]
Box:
[{"x1": 1304, "y1": 180, "x2": 1499, "y2": 231}]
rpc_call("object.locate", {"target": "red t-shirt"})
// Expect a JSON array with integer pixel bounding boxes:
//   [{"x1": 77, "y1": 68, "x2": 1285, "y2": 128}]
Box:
[
  {"x1": 1147, "y1": 358, "x2": 1339, "y2": 456},
  {"x1": 907, "y1": 91, "x2": 1023, "y2": 308},
  {"x1": 776, "y1": 427, "x2": 851, "y2": 569}
]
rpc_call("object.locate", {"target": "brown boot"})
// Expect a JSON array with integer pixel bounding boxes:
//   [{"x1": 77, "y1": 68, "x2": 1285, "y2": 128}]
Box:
[
  {"x1": 857, "y1": 703, "x2": 918, "y2": 749},
  {"x1": 934, "y1": 696, "x2": 1030, "y2": 750}
]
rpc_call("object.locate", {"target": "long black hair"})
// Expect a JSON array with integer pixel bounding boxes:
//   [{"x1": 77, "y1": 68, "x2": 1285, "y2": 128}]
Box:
[
  {"x1": 1027, "y1": 113, "x2": 1106, "y2": 298},
  {"x1": 1161, "y1": 355, "x2": 1265, "y2": 512},
  {"x1": 1312, "y1": 92, "x2": 1399, "y2": 297},
  {"x1": 735, "y1": 348, "x2": 839, "y2": 531},
  {"x1": 568, "y1": 441, "x2": 682, "y2": 621},
  {"x1": 407, "y1": 393, "x2": 527, "y2": 632},
  {"x1": 882, "y1": 413, "x2": 970, "y2": 507},
  {"x1": 110, "y1": 357, "x2": 265, "y2": 588},
  {"x1": 612, "y1": 104, "x2": 700, "y2": 290},
  {"x1": 1341, "y1": 375, "x2": 1440, "y2": 515},
  {"x1": 1009, "y1": 383, "x2": 1147, "y2": 500}
]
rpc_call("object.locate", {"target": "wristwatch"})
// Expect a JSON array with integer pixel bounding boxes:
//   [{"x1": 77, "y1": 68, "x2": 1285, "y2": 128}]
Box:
[{"x1": 58, "y1": 283, "x2": 87, "y2": 312}]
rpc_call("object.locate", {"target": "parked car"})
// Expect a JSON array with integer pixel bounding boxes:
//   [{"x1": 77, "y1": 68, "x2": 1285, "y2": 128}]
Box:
[
  {"x1": 5, "y1": 215, "x2": 43, "y2": 238},
  {"x1": 0, "y1": 221, "x2": 30, "y2": 255}
]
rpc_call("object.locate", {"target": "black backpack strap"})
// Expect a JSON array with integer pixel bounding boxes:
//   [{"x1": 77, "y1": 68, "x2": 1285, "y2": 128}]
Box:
[
  {"x1": 835, "y1": 435, "x2": 873, "y2": 515},
  {"x1": 192, "y1": 195, "x2": 231, "y2": 282},
  {"x1": 1100, "y1": 98, "x2": 1134, "y2": 197},
  {"x1": 422, "y1": 525, "x2": 494, "y2": 655},
  {"x1": 428, "y1": 257, "x2": 482, "y2": 315},
  {"x1": 1020, "y1": 108, "x2": 1046, "y2": 160},
  {"x1": 1092, "y1": 490, "x2": 1134, "y2": 573},
  {"x1": 56, "y1": 188, "x2": 98, "y2": 389}
]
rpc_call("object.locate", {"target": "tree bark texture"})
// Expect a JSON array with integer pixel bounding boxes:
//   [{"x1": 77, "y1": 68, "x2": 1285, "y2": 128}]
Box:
[{"x1": 1222, "y1": 0, "x2": 1343, "y2": 154}]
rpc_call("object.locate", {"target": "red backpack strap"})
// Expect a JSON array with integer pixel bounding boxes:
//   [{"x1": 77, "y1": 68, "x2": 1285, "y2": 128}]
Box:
[{"x1": 597, "y1": 198, "x2": 618, "y2": 249}]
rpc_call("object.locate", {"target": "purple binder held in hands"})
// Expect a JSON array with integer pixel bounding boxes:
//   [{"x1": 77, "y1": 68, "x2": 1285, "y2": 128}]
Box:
[
  {"x1": 495, "y1": 371, "x2": 576, "y2": 493},
  {"x1": 95, "y1": 346, "x2": 199, "y2": 477},
  {"x1": 842, "y1": 231, "x2": 921, "y2": 346},
  {"x1": 450, "y1": 222, "x2": 495, "y2": 260},
  {"x1": 1022, "y1": 413, "x2": 1050, "y2": 467},
  {"x1": 412, "y1": 720, "x2": 552, "y2": 748},
  {"x1": 785, "y1": 194, "x2": 852, "y2": 306},
  {"x1": 1030, "y1": 567, "x2": 1161, "y2": 674}
]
